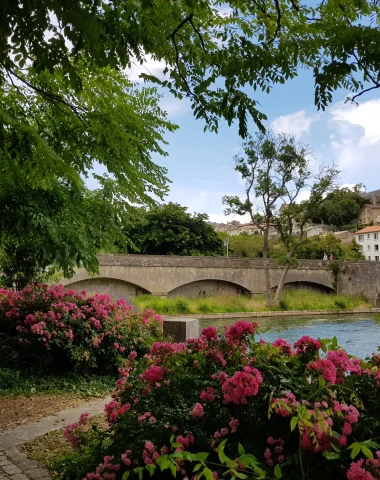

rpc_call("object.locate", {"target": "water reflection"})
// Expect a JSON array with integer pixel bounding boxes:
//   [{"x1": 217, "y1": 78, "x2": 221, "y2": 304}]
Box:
[{"x1": 200, "y1": 315, "x2": 380, "y2": 359}]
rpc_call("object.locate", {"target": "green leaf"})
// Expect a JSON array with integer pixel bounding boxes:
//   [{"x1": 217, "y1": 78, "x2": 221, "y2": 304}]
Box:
[
  {"x1": 238, "y1": 443, "x2": 245, "y2": 456},
  {"x1": 349, "y1": 443, "x2": 361, "y2": 459},
  {"x1": 193, "y1": 463, "x2": 202, "y2": 472},
  {"x1": 274, "y1": 464, "x2": 282, "y2": 479},
  {"x1": 290, "y1": 416, "x2": 299, "y2": 432},
  {"x1": 122, "y1": 472, "x2": 130, "y2": 480},
  {"x1": 194, "y1": 452, "x2": 209, "y2": 462},
  {"x1": 361, "y1": 446, "x2": 374, "y2": 459},
  {"x1": 146, "y1": 464, "x2": 156, "y2": 476},
  {"x1": 169, "y1": 462, "x2": 177, "y2": 477}
]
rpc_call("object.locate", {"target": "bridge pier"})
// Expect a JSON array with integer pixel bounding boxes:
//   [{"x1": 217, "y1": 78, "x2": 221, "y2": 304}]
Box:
[{"x1": 163, "y1": 318, "x2": 199, "y2": 342}]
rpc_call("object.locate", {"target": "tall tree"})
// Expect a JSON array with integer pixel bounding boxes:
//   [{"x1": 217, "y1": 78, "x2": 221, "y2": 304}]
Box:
[
  {"x1": 124, "y1": 203, "x2": 223, "y2": 256},
  {"x1": 272, "y1": 166, "x2": 338, "y2": 304},
  {"x1": 223, "y1": 132, "x2": 337, "y2": 306}
]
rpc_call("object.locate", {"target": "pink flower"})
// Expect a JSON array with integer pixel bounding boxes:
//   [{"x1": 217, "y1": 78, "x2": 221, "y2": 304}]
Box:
[
  {"x1": 142, "y1": 365, "x2": 166, "y2": 383},
  {"x1": 190, "y1": 403, "x2": 204, "y2": 418},
  {"x1": 222, "y1": 367, "x2": 263, "y2": 405},
  {"x1": 308, "y1": 359, "x2": 337, "y2": 384},
  {"x1": 201, "y1": 326, "x2": 219, "y2": 341},
  {"x1": 200, "y1": 387, "x2": 216, "y2": 402},
  {"x1": 272, "y1": 338, "x2": 294, "y2": 356},
  {"x1": 342, "y1": 421, "x2": 352, "y2": 436},
  {"x1": 294, "y1": 336, "x2": 321, "y2": 354},
  {"x1": 229, "y1": 417, "x2": 239, "y2": 433},
  {"x1": 224, "y1": 321, "x2": 257, "y2": 345},
  {"x1": 346, "y1": 459, "x2": 377, "y2": 480}
]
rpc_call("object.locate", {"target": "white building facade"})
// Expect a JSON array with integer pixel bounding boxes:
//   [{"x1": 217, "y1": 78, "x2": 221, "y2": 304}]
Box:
[{"x1": 355, "y1": 226, "x2": 380, "y2": 261}]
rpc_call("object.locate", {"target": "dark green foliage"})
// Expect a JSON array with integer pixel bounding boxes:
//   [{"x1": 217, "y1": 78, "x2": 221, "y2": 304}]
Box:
[
  {"x1": 124, "y1": 203, "x2": 224, "y2": 256},
  {"x1": 311, "y1": 187, "x2": 368, "y2": 227},
  {"x1": 0, "y1": 368, "x2": 115, "y2": 397},
  {"x1": 290, "y1": 235, "x2": 364, "y2": 261},
  {"x1": 2, "y1": 0, "x2": 380, "y2": 164},
  {"x1": 0, "y1": 179, "x2": 129, "y2": 289}
]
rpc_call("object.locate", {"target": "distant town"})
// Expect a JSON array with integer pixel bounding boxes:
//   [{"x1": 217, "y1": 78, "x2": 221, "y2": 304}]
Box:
[{"x1": 210, "y1": 188, "x2": 380, "y2": 261}]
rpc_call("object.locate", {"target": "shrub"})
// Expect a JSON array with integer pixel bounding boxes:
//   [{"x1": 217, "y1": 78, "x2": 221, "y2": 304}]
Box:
[
  {"x1": 335, "y1": 299, "x2": 347, "y2": 309},
  {"x1": 173, "y1": 297, "x2": 191, "y2": 314},
  {"x1": 198, "y1": 302, "x2": 213, "y2": 314},
  {"x1": 0, "y1": 284, "x2": 163, "y2": 372},
  {"x1": 56, "y1": 322, "x2": 380, "y2": 480}
]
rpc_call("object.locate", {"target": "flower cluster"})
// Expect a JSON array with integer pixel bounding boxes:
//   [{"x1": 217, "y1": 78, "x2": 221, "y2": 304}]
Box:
[
  {"x1": 294, "y1": 336, "x2": 321, "y2": 354},
  {"x1": 224, "y1": 321, "x2": 257, "y2": 345},
  {"x1": 221, "y1": 366, "x2": 263, "y2": 404},
  {"x1": 264, "y1": 437, "x2": 285, "y2": 467},
  {"x1": 347, "y1": 452, "x2": 380, "y2": 480},
  {"x1": 0, "y1": 284, "x2": 163, "y2": 372},
  {"x1": 63, "y1": 413, "x2": 90, "y2": 449},
  {"x1": 56, "y1": 320, "x2": 380, "y2": 480}
]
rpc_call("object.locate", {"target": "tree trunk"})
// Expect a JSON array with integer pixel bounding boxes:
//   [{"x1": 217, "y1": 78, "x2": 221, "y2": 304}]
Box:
[
  {"x1": 273, "y1": 262, "x2": 291, "y2": 306},
  {"x1": 263, "y1": 228, "x2": 272, "y2": 307}
]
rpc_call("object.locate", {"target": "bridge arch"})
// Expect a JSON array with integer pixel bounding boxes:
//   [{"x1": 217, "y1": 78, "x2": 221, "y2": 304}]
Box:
[
  {"x1": 168, "y1": 279, "x2": 252, "y2": 298},
  {"x1": 64, "y1": 277, "x2": 151, "y2": 300},
  {"x1": 271, "y1": 281, "x2": 335, "y2": 293}
]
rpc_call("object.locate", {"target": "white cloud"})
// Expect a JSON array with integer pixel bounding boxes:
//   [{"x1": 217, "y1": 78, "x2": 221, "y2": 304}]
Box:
[
  {"x1": 127, "y1": 54, "x2": 167, "y2": 83},
  {"x1": 330, "y1": 99, "x2": 380, "y2": 147},
  {"x1": 271, "y1": 110, "x2": 316, "y2": 137},
  {"x1": 160, "y1": 95, "x2": 191, "y2": 117}
]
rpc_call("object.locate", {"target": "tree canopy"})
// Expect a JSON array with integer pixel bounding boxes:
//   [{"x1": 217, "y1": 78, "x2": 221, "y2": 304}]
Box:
[
  {"x1": 0, "y1": 178, "x2": 129, "y2": 290},
  {"x1": 123, "y1": 203, "x2": 223, "y2": 256},
  {"x1": 311, "y1": 186, "x2": 368, "y2": 228},
  {"x1": 1, "y1": 64, "x2": 176, "y2": 197},
  {"x1": 2, "y1": 0, "x2": 380, "y2": 145}
]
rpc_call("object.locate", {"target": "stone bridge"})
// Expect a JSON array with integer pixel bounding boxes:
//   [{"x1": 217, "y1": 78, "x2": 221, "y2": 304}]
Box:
[{"x1": 62, "y1": 255, "x2": 380, "y2": 302}]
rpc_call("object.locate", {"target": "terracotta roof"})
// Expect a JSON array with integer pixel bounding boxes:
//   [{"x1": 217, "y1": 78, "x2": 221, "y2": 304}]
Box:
[{"x1": 355, "y1": 226, "x2": 380, "y2": 234}]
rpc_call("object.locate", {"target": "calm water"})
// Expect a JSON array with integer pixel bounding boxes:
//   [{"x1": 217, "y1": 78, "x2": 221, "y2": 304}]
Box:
[{"x1": 199, "y1": 315, "x2": 380, "y2": 359}]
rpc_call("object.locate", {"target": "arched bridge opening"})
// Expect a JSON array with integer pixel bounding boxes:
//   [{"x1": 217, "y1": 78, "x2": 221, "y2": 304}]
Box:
[
  {"x1": 271, "y1": 281, "x2": 335, "y2": 294},
  {"x1": 65, "y1": 277, "x2": 151, "y2": 302},
  {"x1": 168, "y1": 279, "x2": 251, "y2": 298}
]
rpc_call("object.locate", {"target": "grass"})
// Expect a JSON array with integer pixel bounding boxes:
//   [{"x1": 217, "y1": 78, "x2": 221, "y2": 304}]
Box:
[
  {"x1": 20, "y1": 413, "x2": 108, "y2": 474},
  {"x1": 0, "y1": 369, "x2": 115, "y2": 398},
  {"x1": 134, "y1": 290, "x2": 372, "y2": 315}
]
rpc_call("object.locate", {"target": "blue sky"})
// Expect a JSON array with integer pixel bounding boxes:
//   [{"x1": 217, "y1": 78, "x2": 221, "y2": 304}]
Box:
[{"x1": 126, "y1": 59, "x2": 380, "y2": 223}]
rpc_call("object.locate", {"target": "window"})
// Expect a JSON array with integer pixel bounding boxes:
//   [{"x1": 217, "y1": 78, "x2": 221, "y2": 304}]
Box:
[
  {"x1": 375, "y1": 245, "x2": 379, "y2": 251},
  {"x1": 358, "y1": 235, "x2": 364, "y2": 241},
  {"x1": 375, "y1": 233, "x2": 379, "y2": 240},
  {"x1": 367, "y1": 234, "x2": 371, "y2": 239},
  {"x1": 376, "y1": 256, "x2": 379, "y2": 262},
  {"x1": 368, "y1": 256, "x2": 371, "y2": 260},
  {"x1": 367, "y1": 245, "x2": 371, "y2": 250}
]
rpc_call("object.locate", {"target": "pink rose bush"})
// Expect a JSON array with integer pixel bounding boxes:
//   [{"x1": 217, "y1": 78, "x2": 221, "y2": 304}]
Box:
[
  {"x1": 55, "y1": 322, "x2": 380, "y2": 480},
  {"x1": 0, "y1": 284, "x2": 163, "y2": 371}
]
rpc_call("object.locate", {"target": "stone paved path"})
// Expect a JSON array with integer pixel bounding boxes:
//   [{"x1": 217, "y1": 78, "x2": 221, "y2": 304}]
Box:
[{"x1": 0, "y1": 396, "x2": 111, "y2": 480}]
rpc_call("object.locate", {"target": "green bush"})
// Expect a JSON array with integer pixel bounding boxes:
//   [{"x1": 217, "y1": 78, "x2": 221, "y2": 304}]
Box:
[
  {"x1": 55, "y1": 322, "x2": 380, "y2": 480},
  {"x1": 0, "y1": 284, "x2": 163, "y2": 373},
  {"x1": 173, "y1": 296, "x2": 190, "y2": 314},
  {"x1": 335, "y1": 299, "x2": 347, "y2": 309}
]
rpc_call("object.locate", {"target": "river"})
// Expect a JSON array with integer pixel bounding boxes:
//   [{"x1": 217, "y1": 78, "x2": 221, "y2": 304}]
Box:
[{"x1": 199, "y1": 314, "x2": 380, "y2": 359}]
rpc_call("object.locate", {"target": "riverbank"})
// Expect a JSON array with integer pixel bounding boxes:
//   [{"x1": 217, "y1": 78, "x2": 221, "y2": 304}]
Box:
[
  {"x1": 163, "y1": 306, "x2": 380, "y2": 320},
  {"x1": 135, "y1": 291, "x2": 372, "y2": 315}
]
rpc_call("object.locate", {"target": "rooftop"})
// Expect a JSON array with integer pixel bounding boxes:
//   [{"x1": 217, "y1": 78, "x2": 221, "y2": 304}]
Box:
[
  {"x1": 355, "y1": 226, "x2": 380, "y2": 234},
  {"x1": 362, "y1": 204, "x2": 380, "y2": 209}
]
